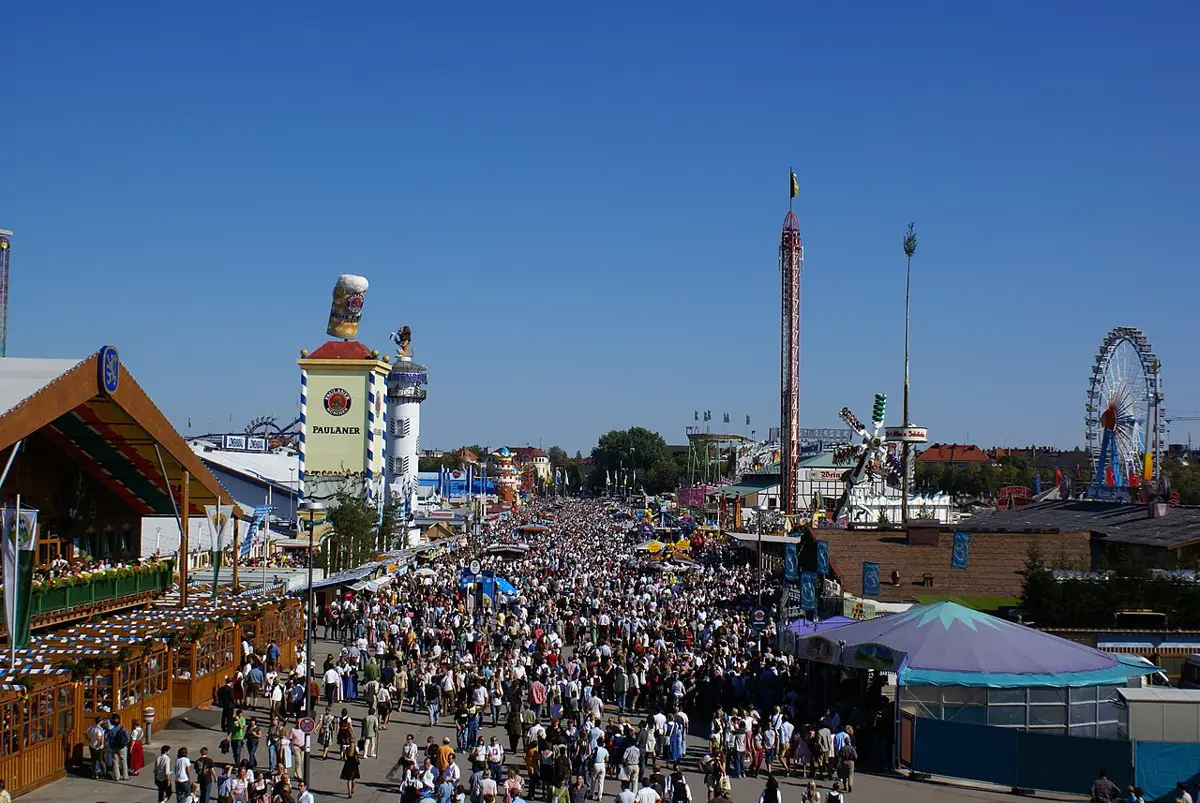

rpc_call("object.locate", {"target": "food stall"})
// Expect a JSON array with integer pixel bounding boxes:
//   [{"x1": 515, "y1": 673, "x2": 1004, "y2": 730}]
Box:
[
  {"x1": 0, "y1": 664, "x2": 77, "y2": 796},
  {"x1": 276, "y1": 597, "x2": 304, "y2": 671},
  {"x1": 20, "y1": 631, "x2": 171, "y2": 758}
]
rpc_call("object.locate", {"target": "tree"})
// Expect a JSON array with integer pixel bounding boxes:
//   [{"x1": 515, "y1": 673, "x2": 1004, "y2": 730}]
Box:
[
  {"x1": 547, "y1": 446, "x2": 570, "y2": 467},
  {"x1": 378, "y1": 495, "x2": 400, "y2": 551},
  {"x1": 321, "y1": 491, "x2": 377, "y2": 573},
  {"x1": 641, "y1": 459, "x2": 682, "y2": 494},
  {"x1": 591, "y1": 427, "x2": 667, "y2": 474}
]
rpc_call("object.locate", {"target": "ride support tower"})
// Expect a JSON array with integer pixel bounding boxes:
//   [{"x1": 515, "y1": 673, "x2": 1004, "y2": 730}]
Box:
[{"x1": 780, "y1": 209, "x2": 803, "y2": 515}]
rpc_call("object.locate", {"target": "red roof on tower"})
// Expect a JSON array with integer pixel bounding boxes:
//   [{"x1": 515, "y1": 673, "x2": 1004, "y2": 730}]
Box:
[{"x1": 307, "y1": 341, "x2": 375, "y2": 360}]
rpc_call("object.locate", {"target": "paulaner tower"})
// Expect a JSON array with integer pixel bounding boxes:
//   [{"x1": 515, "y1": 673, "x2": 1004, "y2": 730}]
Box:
[{"x1": 385, "y1": 326, "x2": 427, "y2": 546}]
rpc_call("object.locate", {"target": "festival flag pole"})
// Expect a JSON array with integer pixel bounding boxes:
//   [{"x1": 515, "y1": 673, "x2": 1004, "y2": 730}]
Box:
[
  {"x1": 212, "y1": 495, "x2": 221, "y2": 598},
  {"x1": 10, "y1": 495, "x2": 17, "y2": 667}
]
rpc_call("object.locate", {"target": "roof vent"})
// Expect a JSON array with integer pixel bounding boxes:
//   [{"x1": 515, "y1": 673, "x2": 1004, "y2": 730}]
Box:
[{"x1": 1150, "y1": 501, "x2": 1170, "y2": 519}]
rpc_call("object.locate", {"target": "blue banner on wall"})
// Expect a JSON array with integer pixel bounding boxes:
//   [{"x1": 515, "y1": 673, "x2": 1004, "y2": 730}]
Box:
[
  {"x1": 800, "y1": 571, "x2": 817, "y2": 611},
  {"x1": 952, "y1": 531, "x2": 970, "y2": 570},
  {"x1": 480, "y1": 571, "x2": 496, "y2": 599},
  {"x1": 784, "y1": 543, "x2": 799, "y2": 582},
  {"x1": 863, "y1": 561, "x2": 880, "y2": 597},
  {"x1": 816, "y1": 540, "x2": 830, "y2": 574}
]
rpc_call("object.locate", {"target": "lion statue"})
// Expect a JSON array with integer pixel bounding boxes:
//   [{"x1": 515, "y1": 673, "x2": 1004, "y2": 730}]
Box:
[{"x1": 390, "y1": 326, "x2": 413, "y2": 358}]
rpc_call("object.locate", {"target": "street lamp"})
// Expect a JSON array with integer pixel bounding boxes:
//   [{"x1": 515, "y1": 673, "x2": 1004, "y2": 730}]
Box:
[{"x1": 297, "y1": 498, "x2": 325, "y2": 782}]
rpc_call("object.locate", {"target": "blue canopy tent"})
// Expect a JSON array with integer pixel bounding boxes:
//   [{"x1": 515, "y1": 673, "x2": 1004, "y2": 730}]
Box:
[
  {"x1": 494, "y1": 577, "x2": 518, "y2": 596},
  {"x1": 796, "y1": 601, "x2": 1156, "y2": 738}
]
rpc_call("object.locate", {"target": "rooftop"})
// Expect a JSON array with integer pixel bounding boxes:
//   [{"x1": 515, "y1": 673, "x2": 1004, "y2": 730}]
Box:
[
  {"x1": 190, "y1": 440, "x2": 300, "y2": 490},
  {"x1": 917, "y1": 443, "x2": 990, "y2": 463},
  {"x1": 306, "y1": 341, "x2": 376, "y2": 360},
  {"x1": 966, "y1": 500, "x2": 1200, "y2": 549},
  {"x1": 0, "y1": 357, "x2": 88, "y2": 417},
  {"x1": 0, "y1": 350, "x2": 233, "y2": 513}
]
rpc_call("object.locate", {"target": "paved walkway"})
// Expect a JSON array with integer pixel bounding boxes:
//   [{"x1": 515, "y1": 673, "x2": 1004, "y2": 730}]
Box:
[{"x1": 20, "y1": 642, "x2": 1084, "y2": 802}]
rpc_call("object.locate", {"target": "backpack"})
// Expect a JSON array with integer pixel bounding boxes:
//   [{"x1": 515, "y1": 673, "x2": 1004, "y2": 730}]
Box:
[
  {"x1": 839, "y1": 743, "x2": 857, "y2": 762},
  {"x1": 111, "y1": 727, "x2": 130, "y2": 750},
  {"x1": 672, "y1": 780, "x2": 689, "y2": 803}
]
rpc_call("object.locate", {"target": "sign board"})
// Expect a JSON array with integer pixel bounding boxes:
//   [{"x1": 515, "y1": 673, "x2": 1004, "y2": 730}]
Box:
[
  {"x1": 469, "y1": 559, "x2": 481, "y2": 576},
  {"x1": 299, "y1": 717, "x2": 316, "y2": 734},
  {"x1": 246, "y1": 436, "x2": 268, "y2": 452},
  {"x1": 303, "y1": 371, "x2": 370, "y2": 477},
  {"x1": 884, "y1": 426, "x2": 929, "y2": 443},
  {"x1": 809, "y1": 468, "x2": 848, "y2": 483},
  {"x1": 750, "y1": 607, "x2": 768, "y2": 631}
]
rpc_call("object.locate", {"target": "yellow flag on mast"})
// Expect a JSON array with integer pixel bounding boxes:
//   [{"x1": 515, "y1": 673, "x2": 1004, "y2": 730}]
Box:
[{"x1": 790, "y1": 172, "x2": 799, "y2": 199}]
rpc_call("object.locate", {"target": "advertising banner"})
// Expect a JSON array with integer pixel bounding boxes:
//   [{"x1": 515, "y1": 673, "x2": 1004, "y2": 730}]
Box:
[
  {"x1": 863, "y1": 561, "x2": 881, "y2": 597},
  {"x1": 784, "y1": 543, "x2": 799, "y2": 582},
  {"x1": 952, "y1": 531, "x2": 970, "y2": 570},
  {"x1": 816, "y1": 540, "x2": 830, "y2": 574},
  {"x1": 800, "y1": 571, "x2": 817, "y2": 612}
]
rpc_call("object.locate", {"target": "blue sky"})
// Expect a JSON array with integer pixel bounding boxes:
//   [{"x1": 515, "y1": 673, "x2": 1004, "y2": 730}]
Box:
[{"x1": 5, "y1": 2, "x2": 1199, "y2": 455}]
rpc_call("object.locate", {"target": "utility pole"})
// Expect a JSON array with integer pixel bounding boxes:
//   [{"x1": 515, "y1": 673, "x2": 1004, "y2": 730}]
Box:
[{"x1": 901, "y1": 223, "x2": 918, "y2": 525}]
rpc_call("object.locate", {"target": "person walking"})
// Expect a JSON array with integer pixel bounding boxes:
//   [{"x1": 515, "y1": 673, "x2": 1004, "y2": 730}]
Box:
[
  {"x1": 174, "y1": 747, "x2": 193, "y2": 803},
  {"x1": 341, "y1": 741, "x2": 362, "y2": 798},
  {"x1": 362, "y1": 708, "x2": 380, "y2": 759},
  {"x1": 153, "y1": 745, "x2": 173, "y2": 803},
  {"x1": 590, "y1": 742, "x2": 609, "y2": 801},
  {"x1": 106, "y1": 713, "x2": 131, "y2": 781}
]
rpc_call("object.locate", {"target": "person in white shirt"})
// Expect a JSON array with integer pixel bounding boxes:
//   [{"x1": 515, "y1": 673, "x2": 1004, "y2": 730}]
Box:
[
  {"x1": 323, "y1": 666, "x2": 341, "y2": 705},
  {"x1": 174, "y1": 747, "x2": 193, "y2": 801},
  {"x1": 636, "y1": 780, "x2": 660, "y2": 803},
  {"x1": 296, "y1": 781, "x2": 315, "y2": 803}
]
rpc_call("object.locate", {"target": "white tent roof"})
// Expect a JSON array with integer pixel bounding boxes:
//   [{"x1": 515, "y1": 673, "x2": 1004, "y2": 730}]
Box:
[
  {"x1": 0, "y1": 357, "x2": 86, "y2": 417},
  {"x1": 190, "y1": 441, "x2": 300, "y2": 490}
]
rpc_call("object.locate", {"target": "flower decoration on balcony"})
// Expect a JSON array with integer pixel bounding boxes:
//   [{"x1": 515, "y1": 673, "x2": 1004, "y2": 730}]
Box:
[{"x1": 32, "y1": 558, "x2": 174, "y2": 592}]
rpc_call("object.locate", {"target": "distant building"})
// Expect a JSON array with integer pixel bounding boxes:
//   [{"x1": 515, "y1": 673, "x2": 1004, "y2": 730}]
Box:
[
  {"x1": 510, "y1": 447, "x2": 552, "y2": 482},
  {"x1": 717, "y1": 451, "x2": 955, "y2": 523},
  {"x1": 917, "y1": 443, "x2": 991, "y2": 468}
]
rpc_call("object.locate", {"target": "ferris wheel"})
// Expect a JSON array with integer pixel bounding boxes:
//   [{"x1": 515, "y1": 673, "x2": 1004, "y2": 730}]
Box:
[{"x1": 1085, "y1": 327, "x2": 1165, "y2": 496}]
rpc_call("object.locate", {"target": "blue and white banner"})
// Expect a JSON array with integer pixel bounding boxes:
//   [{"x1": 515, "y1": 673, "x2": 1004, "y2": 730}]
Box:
[
  {"x1": 800, "y1": 571, "x2": 817, "y2": 612},
  {"x1": 784, "y1": 543, "x2": 799, "y2": 582},
  {"x1": 951, "y1": 531, "x2": 970, "y2": 570},
  {"x1": 863, "y1": 561, "x2": 880, "y2": 597},
  {"x1": 816, "y1": 540, "x2": 830, "y2": 575},
  {"x1": 241, "y1": 504, "x2": 275, "y2": 558}
]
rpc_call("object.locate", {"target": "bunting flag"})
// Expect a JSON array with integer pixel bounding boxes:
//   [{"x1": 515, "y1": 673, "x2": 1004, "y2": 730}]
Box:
[
  {"x1": 862, "y1": 561, "x2": 880, "y2": 597},
  {"x1": 723, "y1": 413, "x2": 730, "y2": 424},
  {"x1": 951, "y1": 531, "x2": 970, "y2": 570},
  {"x1": 799, "y1": 571, "x2": 817, "y2": 612},
  {"x1": 205, "y1": 505, "x2": 235, "y2": 553},
  {"x1": 2, "y1": 505, "x2": 37, "y2": 652},
  {"x1": 240, "y1": 504, "x2": 274, "y2": 558},
  {"x1": 816, "y1": 540, "x2": 830, "y2": 575},
  {"x1": 784, "y1": 543, "x2": 799, "y2": 582}
]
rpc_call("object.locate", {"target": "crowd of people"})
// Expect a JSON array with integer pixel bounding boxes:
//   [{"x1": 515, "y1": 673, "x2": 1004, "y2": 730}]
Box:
[
  {"x1": 278, "y1": 497, "x2": 886, "y2": 802},
  {"x1": 124, "y1": 496, "x2": 889, "y2": 803}
]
